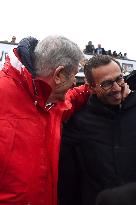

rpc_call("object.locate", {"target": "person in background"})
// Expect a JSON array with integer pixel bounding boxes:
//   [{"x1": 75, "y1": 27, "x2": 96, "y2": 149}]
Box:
[
  {"x1": 0, "y1": 35, "x2": 90, "y2": 205},
  {"x1": 59, "y1": 55, "x2": 134, "y2": 205},
  {"x1": 123, "y1": 53, "x2": 128, "y2": 59},
  {"x1": 95, "y1": 44, "x2": 106, "y2": 55},
  {"x1": 118, "y1": 52, "x2": 123, "y2": 58},
  {"x1": 125, "y1": 70, "x2": 136, "y2": 90},
  {"x1": 84, "y1": 41, "x2": 95, "y2": 55},
  {"x1": 10, "y1": 35, "x2": 16, "y2": 44},
  {"x1": 112, "y1": 51, "x2": 118, "y2": 58}
]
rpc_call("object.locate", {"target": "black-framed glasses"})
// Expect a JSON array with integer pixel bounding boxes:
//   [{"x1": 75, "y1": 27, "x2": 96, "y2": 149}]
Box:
[{"x1": 97, "y1": 74, "x2": 125, "y2": 91}]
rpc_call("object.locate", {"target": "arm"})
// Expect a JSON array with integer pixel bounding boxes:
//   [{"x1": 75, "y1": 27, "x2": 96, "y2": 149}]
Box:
[{"x1": 62, "y1": 84, "x2": 91, "y2": 121}]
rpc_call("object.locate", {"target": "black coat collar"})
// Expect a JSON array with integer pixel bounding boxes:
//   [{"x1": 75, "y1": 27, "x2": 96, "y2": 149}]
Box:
[{"x1": 87, "y1": 91, "x2": 136, "y2": 115}]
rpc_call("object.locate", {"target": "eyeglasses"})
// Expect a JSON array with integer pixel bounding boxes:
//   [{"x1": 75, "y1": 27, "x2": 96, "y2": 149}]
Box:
[{"x1": 97, "y1": 74, "x2": 125, "y2": 91}]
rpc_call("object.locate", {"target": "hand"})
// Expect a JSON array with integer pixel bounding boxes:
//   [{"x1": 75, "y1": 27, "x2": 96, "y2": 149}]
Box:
[{"x1": 122, "y1": 83, "x2": 131, "y2": 101}]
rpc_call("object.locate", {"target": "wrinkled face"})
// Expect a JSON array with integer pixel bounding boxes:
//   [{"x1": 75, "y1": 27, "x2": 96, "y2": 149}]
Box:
[
  {"x1": 50, "y1": 67, "x2": 78, "y2": 103},
  {"x1": 91, "y1": 61, "x2": 125, "y2": 105}
]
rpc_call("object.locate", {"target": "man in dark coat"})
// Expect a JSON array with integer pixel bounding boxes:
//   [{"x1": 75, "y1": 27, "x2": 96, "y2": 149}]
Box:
[
  {"x1": 125, "y1": 70, "x2": 136, "y2": 90},
  {"x1": 59, "y1": 55, "x2": 136, "y2": 205},
  {"x1": 95, "y1": 44, "x2": 106, "y2": 55}
]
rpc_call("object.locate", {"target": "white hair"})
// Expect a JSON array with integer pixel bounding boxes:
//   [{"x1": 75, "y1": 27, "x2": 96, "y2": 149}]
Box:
[{"x1": 34, "y1": 35, "x2": 84, "y2": 77}]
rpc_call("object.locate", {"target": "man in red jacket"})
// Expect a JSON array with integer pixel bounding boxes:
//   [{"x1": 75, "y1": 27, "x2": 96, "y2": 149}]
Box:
[{"x1": 0, "y1": 36, "x2": 90, "y2": 205}]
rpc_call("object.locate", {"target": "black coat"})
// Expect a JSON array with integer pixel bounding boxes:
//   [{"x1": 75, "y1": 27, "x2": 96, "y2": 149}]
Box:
[
  {"x1": 59, "y1": 92, "x2": 136, "y2": 205},
  {"x1": 96, "y1": 182, "x2": 136, "y2": 205}
]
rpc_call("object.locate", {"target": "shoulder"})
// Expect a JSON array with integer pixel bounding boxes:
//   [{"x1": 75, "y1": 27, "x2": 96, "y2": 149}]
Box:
[
  {"x1": 0, "y1": 72, "x2": 18, "y2": 97},
  {"x1": 0, "y1": 71, "x2": 25, "y2": 113}
]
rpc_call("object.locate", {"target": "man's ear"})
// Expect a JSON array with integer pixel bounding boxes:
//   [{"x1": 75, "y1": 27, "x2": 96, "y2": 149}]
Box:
[{"x1": 53, "y1": 66, "x2": 65, "y2": 85}]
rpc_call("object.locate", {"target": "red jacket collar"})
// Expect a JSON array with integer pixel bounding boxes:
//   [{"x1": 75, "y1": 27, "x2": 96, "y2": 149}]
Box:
[{"x1": 2, "y1": 56, "x2": 52, "y2": 109}]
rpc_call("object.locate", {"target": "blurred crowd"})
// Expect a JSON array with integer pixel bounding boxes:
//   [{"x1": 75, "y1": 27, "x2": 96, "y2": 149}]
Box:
[
  {"x1": 1, "y1": 37, "x2": 128, "y2": 60},
  {"x1": 84, "y1": 41, "x2": 128, "y2": 60}
]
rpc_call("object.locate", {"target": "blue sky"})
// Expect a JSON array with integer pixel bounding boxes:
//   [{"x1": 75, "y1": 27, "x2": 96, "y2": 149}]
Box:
[{"x1": 1, "y1": 0, "x2": 136, "y2": 59}]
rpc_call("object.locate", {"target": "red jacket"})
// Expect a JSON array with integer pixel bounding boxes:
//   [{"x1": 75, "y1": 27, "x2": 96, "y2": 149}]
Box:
[{"x1": 0, "y1": 57, "x2": 90, "y2": 205}]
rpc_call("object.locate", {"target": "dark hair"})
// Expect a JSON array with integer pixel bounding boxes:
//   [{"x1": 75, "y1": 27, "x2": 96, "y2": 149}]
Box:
[{"x1": 84, "y1": 55, "x2": 122, "y2": 85}]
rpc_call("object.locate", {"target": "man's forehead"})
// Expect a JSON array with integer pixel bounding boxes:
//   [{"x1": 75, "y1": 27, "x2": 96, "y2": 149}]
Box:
[{"x1": 92, "y1": 61, "x2": 122, "y2": 82}]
